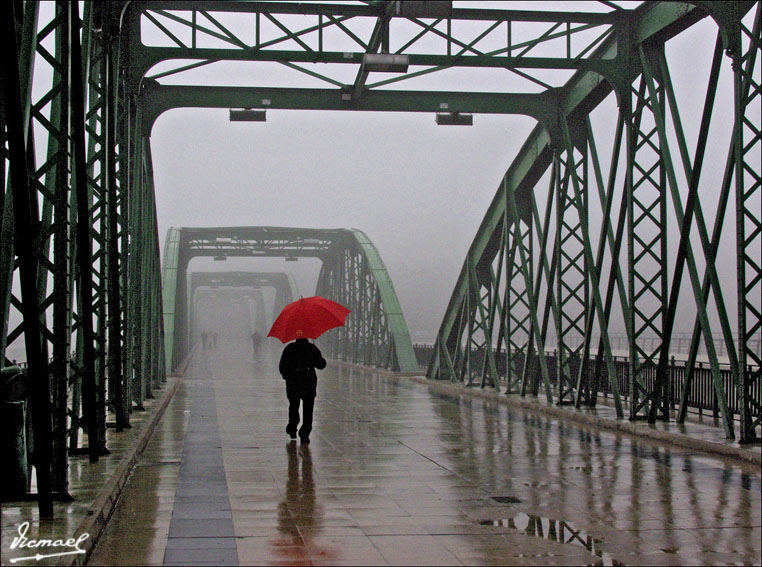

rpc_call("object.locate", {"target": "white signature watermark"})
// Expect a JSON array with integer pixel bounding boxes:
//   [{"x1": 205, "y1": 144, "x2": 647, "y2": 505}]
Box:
[{"x1": 8, "y1": 521, "x2": 90, "y2": 563}]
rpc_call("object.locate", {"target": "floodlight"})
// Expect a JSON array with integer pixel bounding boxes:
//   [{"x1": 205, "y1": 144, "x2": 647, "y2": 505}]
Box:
[
  {"x1": 395, "y1": 1, "x2": 452, "y2": 18},
  {"x1": 436, "y1": 112, "x2": 473, "y2": 126},
  {"x1": 229, "y1": 109, "x2": 266, "y2": 122},
  {"x1": 362, "y1": 53, "x2": 409, "y2": 73}
]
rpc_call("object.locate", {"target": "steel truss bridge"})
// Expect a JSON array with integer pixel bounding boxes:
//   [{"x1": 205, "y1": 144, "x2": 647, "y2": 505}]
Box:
[
  {"x1": 162, "y1": 226, "x2": 417, "y2": 372},
  {"x1": 0, "y1": 1, "x2": 759, "y2": 518}
]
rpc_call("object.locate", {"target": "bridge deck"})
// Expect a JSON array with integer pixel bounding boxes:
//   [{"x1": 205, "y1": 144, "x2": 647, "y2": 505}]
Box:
[{"x1": 88, "y1": 340, "x2": 761, "y2": 566}]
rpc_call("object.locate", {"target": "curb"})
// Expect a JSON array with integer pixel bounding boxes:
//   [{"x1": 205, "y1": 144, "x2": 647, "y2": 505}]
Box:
[
  {"x1": 59, "y1": 375, "x2": 182, "y2": 566},
  {"x1": 168, "y1": 344, "x2": 198, "y2": 377},
  {"x1": 410, "y1": 376, "x2": 761, "y2": 467}
]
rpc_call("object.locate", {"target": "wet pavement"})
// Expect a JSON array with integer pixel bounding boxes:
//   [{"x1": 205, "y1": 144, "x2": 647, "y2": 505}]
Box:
[
  {"x1": 1, "y1": 379, "x2": 178, "y2": 567},
  {"x1": 85, "y1": 340, "x2": 761, "y2": 566}
]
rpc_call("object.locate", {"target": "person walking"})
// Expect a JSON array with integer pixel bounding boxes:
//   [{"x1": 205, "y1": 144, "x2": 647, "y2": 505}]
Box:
[
  {"x1": 200, "y1": 330, "x2": 208, "y2": 351},
  {"x1": 251, "y1": 331, "x2": 262, "y2": 355},
  {"x1": 278, "y1": 337, "x2": 326, "y2": 443}
]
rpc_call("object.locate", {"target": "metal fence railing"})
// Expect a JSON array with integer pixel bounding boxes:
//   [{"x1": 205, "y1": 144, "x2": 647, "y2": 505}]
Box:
[{"x1": 413, "y1": 344, "x2": 760, "y2": 418}]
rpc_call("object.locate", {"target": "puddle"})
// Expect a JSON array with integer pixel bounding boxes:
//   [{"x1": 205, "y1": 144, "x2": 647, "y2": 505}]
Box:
[
  {"x1": 491, "y1": 496, "x2": 522, "y2": 504},
  {"x1": 480, "y1": 512, "x2": 624, "y2": 566}
]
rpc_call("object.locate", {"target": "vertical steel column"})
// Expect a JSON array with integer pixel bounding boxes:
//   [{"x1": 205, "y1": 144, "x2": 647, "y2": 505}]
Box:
[
  {"x1": 644, "y1": 40, "x2": 736, "y2": 436},
  {"x1": 104, "y1": 29, "x2": 122, "y2": 452},
  {"x1": 505, "y1": 178, "x2": 553, "y2": 403},
  {"x1": 581, "y1": 116, "x2": 627, "y2": 416},
  {"x1": 503, "y1": 217, "x2": 531, "y2": 394},
  {"x1": 69, "y1": 0, "x2": 98, "y2": 464},
  {"x1": 731, "y1": 3, "x2": 762, "y2": 442},
  {"x1": 626, "y1": 74, "x2": 668, "y2": 420},
  {"x1": 0, "y1": 0, "x2": 53, "y2": 517},
  {"x1": 49, "y1": 1, "x2": 74, "y2": 493},
  {"x1": 81, "y1": 3, "x2": 109, "y2": 451},
  {"x1": 524, "y1": 174, "x2": 559, "y2": 398},
  {"x1": 553, "y1": 135, "x2": 589, "y2": 405},
  {"x1": 559, "y1": 118, "x2": 624, "y2": 418}
]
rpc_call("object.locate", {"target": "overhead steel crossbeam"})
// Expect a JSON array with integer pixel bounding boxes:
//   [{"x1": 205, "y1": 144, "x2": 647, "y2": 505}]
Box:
[
  {"x1": 129, "y1": 1, "x2": 619, "y2": 83},
  {"x1": 184, "y1": 227, "x2": 340, "y2": 259},
  {"x1": 119, "y1": 1, "x2": 653, "y2": 132},
  {"x1": 428, "y1": 1, "x2": 761, "y2": 443},
  {"x1": 161, "y1": 227, "x2": 417, "y2": 373}
]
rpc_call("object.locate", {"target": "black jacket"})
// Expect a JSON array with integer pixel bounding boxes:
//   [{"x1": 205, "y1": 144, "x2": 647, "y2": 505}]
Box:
[{"x1": 279, "y1": 339, "x2": 326, "y2": 395}]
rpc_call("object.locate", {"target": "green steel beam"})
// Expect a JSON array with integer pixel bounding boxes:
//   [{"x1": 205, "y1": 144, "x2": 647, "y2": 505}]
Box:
[
  {"x1": 161, "y1": 227, "x2": 182, "y2": 371},
  {"x1": 138, "y1": 83, "x2": 561, "y2": 133}
]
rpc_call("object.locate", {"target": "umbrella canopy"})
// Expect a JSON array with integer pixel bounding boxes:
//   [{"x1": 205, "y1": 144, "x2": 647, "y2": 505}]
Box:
[{"x1": 267, "y1": 296, "x2": 350, "y2": 344}]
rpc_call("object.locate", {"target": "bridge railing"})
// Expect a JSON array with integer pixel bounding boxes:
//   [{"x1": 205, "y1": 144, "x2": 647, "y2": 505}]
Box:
[{"x1": 414, "y1": 344, "x2": 760, "y2": 420}]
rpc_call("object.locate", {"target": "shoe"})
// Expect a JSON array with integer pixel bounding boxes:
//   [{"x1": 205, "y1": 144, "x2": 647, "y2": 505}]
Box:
[
  {"x1": 286, "y1": 426, "x2": 296, "y2": 440},
  {"x1": 300, "y1": 437, "x2": 310, "y2": 444}
]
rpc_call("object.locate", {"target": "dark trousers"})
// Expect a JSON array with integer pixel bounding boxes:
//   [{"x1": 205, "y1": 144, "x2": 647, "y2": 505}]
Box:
[{"x1": 287, "y1": 393, "x2": 315, "y2": 439}]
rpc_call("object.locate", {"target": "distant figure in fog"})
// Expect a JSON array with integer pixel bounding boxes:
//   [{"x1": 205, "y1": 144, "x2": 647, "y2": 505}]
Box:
[
  {"x1": 251, "y1": 332, "x2": 262, "y2": 356},
  {"x1": 279, "y1": 338, "x2": 326, "y2": 443},
  {"x1": 212, "y1": 331, "x2": 218, "y2": 349},
  {"x1": 200, "y1": 331, "x2": 208, "y2": 351}
]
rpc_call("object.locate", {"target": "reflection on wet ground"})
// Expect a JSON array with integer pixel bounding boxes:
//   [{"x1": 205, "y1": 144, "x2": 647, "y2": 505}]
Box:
[
  {"x1": 85, "y1": 340, "x2": 760, "y2": 566},
  {"x1": 480, "y1": 513, "x2": 622, "y2": 566}
]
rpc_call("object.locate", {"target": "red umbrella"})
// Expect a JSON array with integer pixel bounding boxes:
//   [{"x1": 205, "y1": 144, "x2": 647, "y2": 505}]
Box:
[{"x1": 268, "y1": 296, "x2": 350, "y2": 344}]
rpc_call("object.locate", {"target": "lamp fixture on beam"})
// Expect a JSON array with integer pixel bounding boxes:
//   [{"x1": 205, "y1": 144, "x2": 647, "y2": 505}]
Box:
[
  {"x1": 213, "y1": 256, "x2": 227, "y2": 261},
  {"x1": 395, "y1": 1, "x2": 452, "y2": 18},
  {"x1": 229, "y1": 109, "x2": 266, "y2": 122},
  {"x1": 362, "y1": 53, "x2": 409, "y2": 73},
  {"x1": 436, "y1": 112, "x2": 473, "y2": 126}
]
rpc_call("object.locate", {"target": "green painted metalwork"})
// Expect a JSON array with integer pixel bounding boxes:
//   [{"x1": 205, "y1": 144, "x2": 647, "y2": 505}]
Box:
[
  {"x1": 2, "y1": 0, "x2": 166, "y2": 515},
  {"x1": 317, "y1": 229, "x2": 418, "y2": 372},
  {"x1": 160, "y1": 227, "x2": 417, "y2": 373},
  {"x1": 428, "y1": 1, "x2": 760, "y2": 442}
]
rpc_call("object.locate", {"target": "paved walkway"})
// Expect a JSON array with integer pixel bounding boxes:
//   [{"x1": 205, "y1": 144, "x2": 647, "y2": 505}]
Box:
[{"x1": 88, "y1": 340, "x2": 761, "y2": 566}]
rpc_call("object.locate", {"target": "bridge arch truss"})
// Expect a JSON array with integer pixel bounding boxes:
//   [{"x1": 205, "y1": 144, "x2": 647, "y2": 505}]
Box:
[{"x1": 161, "y1": 227, "x2": 417, "y2": 373}]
